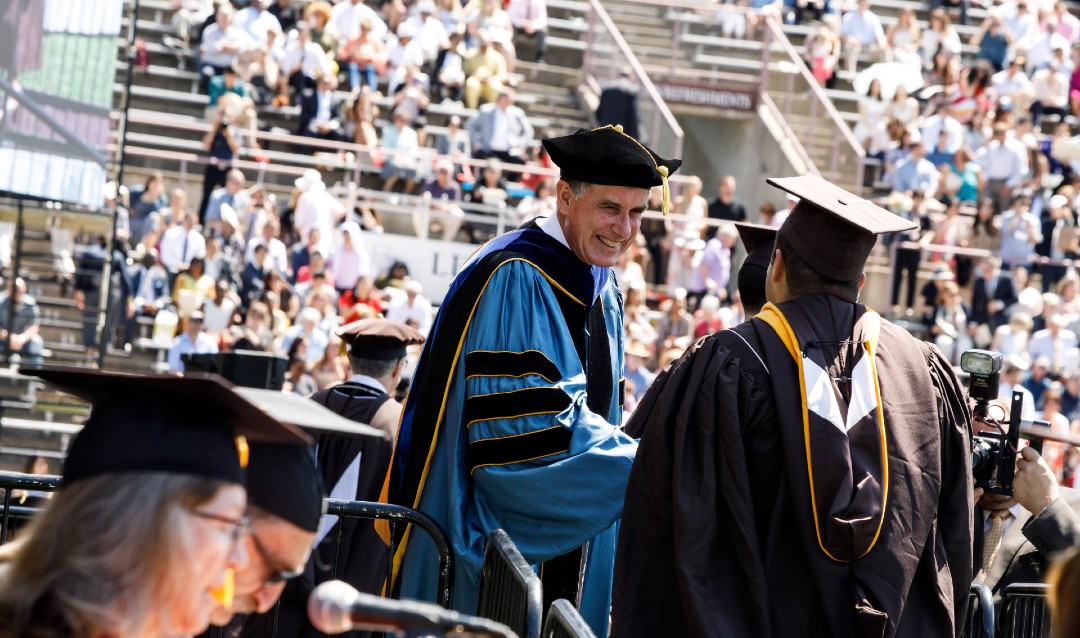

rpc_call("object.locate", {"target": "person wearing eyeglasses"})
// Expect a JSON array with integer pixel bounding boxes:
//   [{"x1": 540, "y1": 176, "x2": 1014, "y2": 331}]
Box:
[{"x1": 0, "y1": 368, "x2": 313, "y2": 638}]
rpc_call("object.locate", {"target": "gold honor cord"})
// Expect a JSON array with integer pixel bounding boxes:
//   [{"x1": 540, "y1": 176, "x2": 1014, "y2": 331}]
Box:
[{"x1": 757, "y1": 303, "x2": 889, "y2": 562}]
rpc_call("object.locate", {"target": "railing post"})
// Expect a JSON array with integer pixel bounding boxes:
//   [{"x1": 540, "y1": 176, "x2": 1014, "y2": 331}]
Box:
[
  {"x1": 759, "y1": 15, "x2": 772, "y2": 97},
  {"x1": 671, "y1": 14, "x2": 683, "y2": 76},
  {"x1": 583, "y1": 3, "x2": 596, "y2": 75}
]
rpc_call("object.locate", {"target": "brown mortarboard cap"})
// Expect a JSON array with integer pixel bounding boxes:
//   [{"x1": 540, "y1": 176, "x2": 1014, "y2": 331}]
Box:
[
  {"x1": 767, "y1": 175, "x2": 916, "y2": 281},
  {"x1": 22, "y1": 366, "x2": 313, "y2": 486},
  {"x1": 337, "y1": 318, "x2": 426, "y2": 360},
  {"x1": 734, "y1": 222, "x2": 777, "y2": 270}
]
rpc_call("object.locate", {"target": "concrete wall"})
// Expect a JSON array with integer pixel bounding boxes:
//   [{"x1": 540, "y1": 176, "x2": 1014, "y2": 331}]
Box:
[{"x1": 673, "y1": 110, "x2": 800, "y2": 222}]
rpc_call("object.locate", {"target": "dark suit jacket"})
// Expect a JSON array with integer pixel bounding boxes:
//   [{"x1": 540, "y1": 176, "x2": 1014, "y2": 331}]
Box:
[
  {"x1": 975, "y1": 487, "x2": 1080, "y2": 600},
  {"x1": 297, "y1": 89, "x2": 341, "y2": 136},
  {"x1": 127, "y1": 265, "x2": 168, "y2": 306},
  {"x1": 970, "y1": 274, "x2": 1018, "y2": 330}
]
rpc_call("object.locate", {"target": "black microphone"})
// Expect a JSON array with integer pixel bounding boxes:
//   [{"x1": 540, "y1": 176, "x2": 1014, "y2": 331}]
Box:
[{"x1": 307, "y1": 580, "x2": 518, "y2": 637}]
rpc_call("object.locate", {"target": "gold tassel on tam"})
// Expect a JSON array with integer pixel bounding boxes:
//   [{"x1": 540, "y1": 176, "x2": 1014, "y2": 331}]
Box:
[
  {"x1": 659, "y1": 165, "x2": 671, "y2": 215},
  {"x1": 234, "y1": 436, "x2": 249, "y2": 469}
]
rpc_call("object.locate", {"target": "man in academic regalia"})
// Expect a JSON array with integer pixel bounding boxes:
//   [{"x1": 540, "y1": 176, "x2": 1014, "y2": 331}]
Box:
[
  {"x1": 380, "y1": 125, "x2": 680, "y2": 636},
  {"x1": 263, "y1": 318, "x2": 424, "y2": 638},
  {"x1": 734, "y1": 222, "x2": 776, "y2": 317},
  {"x1": 612, "y1": 175, "x2": 974, "y2": 638}
]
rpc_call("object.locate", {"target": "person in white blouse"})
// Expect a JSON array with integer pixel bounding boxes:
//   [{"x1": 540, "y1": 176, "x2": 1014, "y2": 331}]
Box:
[
  {"x1": 330, "y1": 0, "x2": 388, "y2": 44},
  {"x1": 159, "y1": 210, "x2": 207, "y2": 278},
  {"x1": 292, "y1": 169, "x2": 346, "y2": 256},
  {"x1": 328, "y1": 222, "x2": 373, "y2": 295},
  {"x1": 384, "y1": 279, "x2": 433, "y2": 335}
]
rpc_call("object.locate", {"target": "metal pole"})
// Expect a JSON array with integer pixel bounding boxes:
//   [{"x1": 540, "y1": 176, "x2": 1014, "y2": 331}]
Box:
[
  {"x1": 96, "y1": 0, "x2": 140, "y2": 369},
  {"x1": 4, "y1": 199, "x2": 23, "y2": 364}
]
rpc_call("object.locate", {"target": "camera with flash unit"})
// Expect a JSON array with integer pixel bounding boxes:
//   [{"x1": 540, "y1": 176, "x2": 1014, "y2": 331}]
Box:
[{"x1": 961, "y1": 349, "x2": 1022, "y2": 495}]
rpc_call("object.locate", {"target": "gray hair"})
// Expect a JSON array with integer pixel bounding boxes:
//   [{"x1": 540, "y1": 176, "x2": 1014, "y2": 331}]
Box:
[
  {"x1": 348, "y1": 353, "x2": 400, "y2": 379},
  {"x1": 564, "y1": 179, "x2": 594, "y2": 199}
]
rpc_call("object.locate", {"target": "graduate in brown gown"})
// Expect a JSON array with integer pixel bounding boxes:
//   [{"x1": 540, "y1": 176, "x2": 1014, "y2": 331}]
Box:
[{"x1": 613, "y1": 175, "x2": 974, "y2": 638}]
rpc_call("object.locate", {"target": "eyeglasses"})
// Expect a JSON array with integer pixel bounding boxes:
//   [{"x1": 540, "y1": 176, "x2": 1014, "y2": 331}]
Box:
[
  {"x1": 250, "y1": 531, "x2": 305, "y2": 588},
  {"x1": 190, "y1": 509, "x2": 249, "y2": 543}
]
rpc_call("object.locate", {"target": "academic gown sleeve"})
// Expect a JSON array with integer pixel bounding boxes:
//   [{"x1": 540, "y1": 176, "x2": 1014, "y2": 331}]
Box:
[
  {"x1": 925, "y1": 342, "x2": 974, "y2": 634},
  {"x1": 462, "y1": 260, "x2": 637, "y2": 565},
  {"x1": 613, "y1": 334, "x2": 776, "y2": 638}
]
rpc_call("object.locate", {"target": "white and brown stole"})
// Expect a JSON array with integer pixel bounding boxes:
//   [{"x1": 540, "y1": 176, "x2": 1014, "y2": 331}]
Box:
[{"x1": 757, "y1": 296, "x2": 889, "y2": 563}]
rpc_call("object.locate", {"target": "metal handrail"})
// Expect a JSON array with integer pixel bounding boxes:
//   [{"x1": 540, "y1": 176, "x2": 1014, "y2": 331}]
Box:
[
  {"x1": 760, "y1": 16, "x2": 864, "y2": 159},
  {"x1": 584, "y1": 0, "x2": 685, "y2": 160},
  {"x1": 758, "y1": 92, "x2": 818, "y2": 177}
]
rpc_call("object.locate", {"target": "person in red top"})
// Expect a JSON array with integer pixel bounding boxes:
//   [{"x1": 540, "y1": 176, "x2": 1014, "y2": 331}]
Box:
[{"x1": 340, "y1": 275, "x2": 384, "y2": 323}]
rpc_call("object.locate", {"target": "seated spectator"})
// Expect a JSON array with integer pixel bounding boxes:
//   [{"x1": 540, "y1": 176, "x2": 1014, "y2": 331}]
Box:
[
  {"x1": 507, "y1": 0, "x2": 547, "y2": 64},
  {"x1": 159, "y1": 210, "x2": 207, "y2": 281},
  {"x1": 304, "y1": 1, "x2": 338, "y2": 55},
  {"x1": 886, "y1": 7, "x2": 921, "y2": 69},
  {"x1": 466, "y1": 160, "x2": 509, "y2": 208},
  {"x1": 992, "y1": 311, "x2": 1034, "y2": 360},
  {"x1": 840, "y1": 0, "x2": 891, "y2": 75},
  {"x1": 1023, "y1": 356, "x2": 1055, "y2": 410},
  {"x1": 241, "y1": 244, "x2": 270, "y2": 308},
  {"x1": 167, "y1": 310, "x2": 219, "y2": 372},
  {"x1": 327, "y1": 222, "x2": 373, "y2": 296},
  {"x1": 1001, "y1": 0, "x2": 1038, "y2": 51},
  {"x1": 1030, "y1": 313, "x2": 1079, "y2": 377},
  {"x1": 241, "y1": 26, "x2": 283, "y2": 105},
  {"x1": 198, "y1": 5, "x2": 252, "y2": 93},
  {"x1": 201, "y1": 278, "x2": 239, "y2": 337},
  {"x1": 853, "y1": 79, "x2": 890, "y2": 158},
  {"x1": 463, "y1": 30, "x2": 507, "y2": 109},
  {"x1": 384, "y1": 279, "x2": 433, "y2": 334},
  {"x1": 206, "y1": 63, "x2": 250, "y2": 118},
  {"x1": 380, "y1": 109, "x2": 420, "y2": 193},
  {"x1": 435, "y1": 114, "x2": 471, "y2": 176},
  {"x1": 417, "y1": 159, "x2": 465, "y2": 241},
  {"x1": 623, "y1": 340, "x2": 655, "y2": 404},
  {"x1": 1032, "y1": 61, "x2": 1070, "y2": 127},
  {"x1": 234, "y1": 0, "x2": 282, "y2": 49},
  {"x1": 268, "y1": 0, "x2": 299, "y2": 34},
  {"x1": 306, "y1": 287, "x2": 340, "y2": 334},
  {"x1": 929, "y1": 280, "x2": 972, "y2": 364},
  {"x1": 296, "y1": 251, "x2": 335, "y2": 289},
  {"x1": 128, "y1": 173, "x2": 169, "y2": 247},
  {"x1": 515, "y1": 179, "x2": 556, "y2": 225},
  {"x1": 893, "y1": 141, "x2": 940, "y2": 193},
  {"x1": 295, "y1": 268, "x2": 338, "y2": 308},
  {"x1": 278, "y1": 22, "x2": 334, "y2": 104},
  {"x1": 246, "y1": 218, "x2": 289, "y2": 277},
  {"x1": 338, "y1": 18, "x2": 387, "y2": 92},
  {"x1": 122, "y1": 252, "x2": 169, "y2": 348},
  {"x1": 284, "y1": 349, "x2": 318, "y2": 395},
  {"x1": 340, "y1": 275, "x2": 384, "y2": 323},
  {"x1": 231, "y1": 300, "x2": 274, "y2": 351},
  {"x1": 920, "y1": 9, "x2": 961, "y2": 71},
  {"x1": 386, "y1": 22, "x2": 426, "y2": 96},
  {"x1": 655, "y1": 288, "x2": 693, "y2": 355},
  {"x1": 281, "y1": 307, "x2": 329, "y2": 366},
  {"x1": 972, "y1": 14, "x2": 1012, "y2": 72},
  {"x1": 293, "y1": 169, "x2": 345, "y2": 256},
  {"x1": 391, "y1": 65, "x2": 431, "y2": 122},
  {"x1": 173, "y1": 257, "x2": 216, "y2": 321},
  {"x1": 343, "y1": 86, "x2": 381, "y2": 152},
  {"x1": 171, "y1": 0, "x2": 215, "y2": 45},
  {"x1": 197, "y1": 114, "x2": 242, "y2": 226},
  {"x1": 921, "y1": 101, "x2": 965, "y2": 156},
  {"x1": 297, "y1": 75, "x2": 345, "y2": 143},
  {"x1": 991, "y1": 56, "x2": 1034, "y2": 110},
  {"x1": 434, "y1": 30, "x2": 467, "y2": 104},
  {"x1": 290, "y1": 228, "x2": 321, "y2": 281},
  {"x1": 330, "y1": 0, "x2": 389, "y2": 47},
  {"x1": 999, "y1": 192, "x2": 1042, "y2": 270},
  {"x1": 466, "y1": 88, "x2": 534, "y2": 164},
  {"x1": 0, "y1": 277, "x2": 43, "y2": 365},
  {"x1": 311, "y1": 336, "x2": 348, "y2": 390},
  {"x1": 404, "y1": 1, "x2": 450, "y2": 67},
  {"x1": 976, "y1": 123, "x2": 1027, "y2": 214}
]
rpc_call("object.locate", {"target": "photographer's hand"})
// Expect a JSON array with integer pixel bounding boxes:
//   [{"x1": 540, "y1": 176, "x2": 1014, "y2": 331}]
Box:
[{"x1": 1014, "y1": 447, "x2": 1060, "y2": 516}]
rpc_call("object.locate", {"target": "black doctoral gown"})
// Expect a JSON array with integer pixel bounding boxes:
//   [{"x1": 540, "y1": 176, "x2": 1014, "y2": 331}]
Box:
[
  {"x1": 612, "y1": 295, "x2": 974, "y2": 638},
  {"x1": 245, "y1": 380, "x2": 396, "y2": 638}
]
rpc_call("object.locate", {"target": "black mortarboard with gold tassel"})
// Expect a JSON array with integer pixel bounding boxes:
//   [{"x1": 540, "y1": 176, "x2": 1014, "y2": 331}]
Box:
[{"x1": 541, "y1": 125, "x2": 682, "y2": 214}]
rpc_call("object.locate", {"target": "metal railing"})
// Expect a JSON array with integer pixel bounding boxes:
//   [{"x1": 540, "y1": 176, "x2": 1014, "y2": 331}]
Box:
[
  {"x1": 581, "y1": 0, "x2": 685, "y2": 162},
  {"x1": 477, "y1": 529, "x2": 544, "y2": 638},
  {"x1": 962, "y1": 583, "x2": 995, "y2": 638},
  {"x1": 999, "y1": 583, "x2": 1053, "y2": 638},
  {"x1": 542, "y1": 599, "x2": 596, "y2": 638}
]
